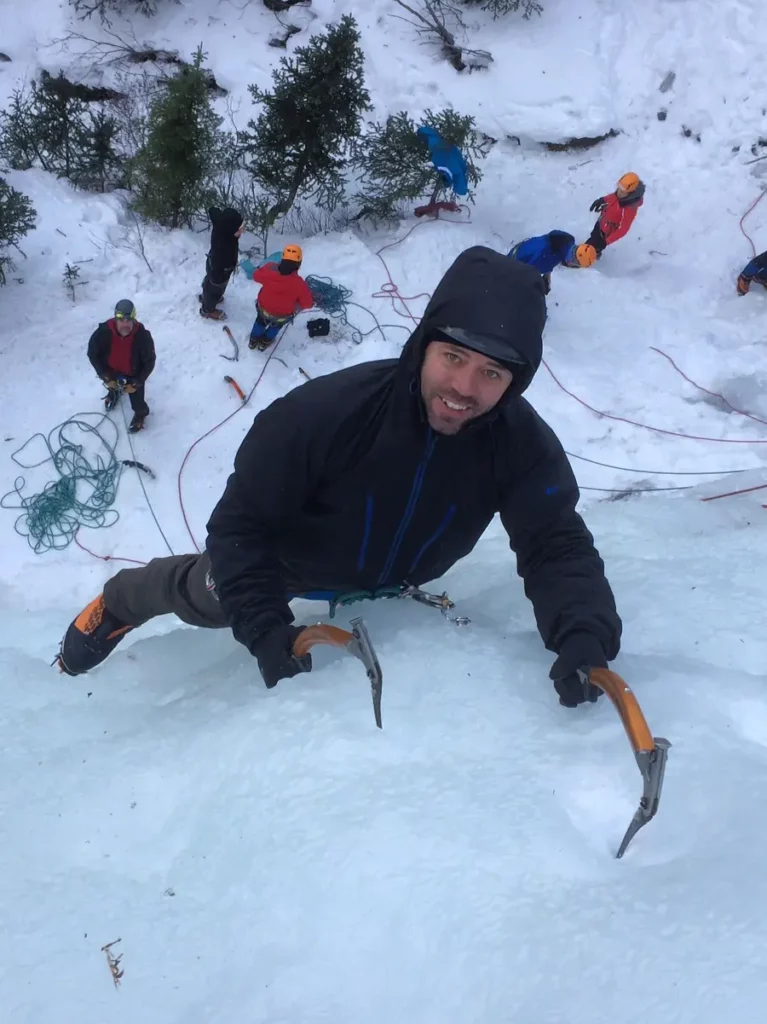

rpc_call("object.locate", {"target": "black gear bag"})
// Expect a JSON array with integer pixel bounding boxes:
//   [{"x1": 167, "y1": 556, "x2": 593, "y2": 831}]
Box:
[{"x1": 307, "y1": 318, "x2": 330, "y2": 338}]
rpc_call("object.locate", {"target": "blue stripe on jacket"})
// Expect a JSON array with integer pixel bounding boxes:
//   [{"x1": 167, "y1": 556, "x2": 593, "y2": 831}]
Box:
[{"x1": 377, "y1": 430, "x2": 438, "y2": 586}]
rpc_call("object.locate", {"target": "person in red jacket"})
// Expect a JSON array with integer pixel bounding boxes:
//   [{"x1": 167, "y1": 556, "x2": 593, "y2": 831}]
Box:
[
  {"x1": 87, "y1": 299, "x2": 156, "y2": 433},
  {"x1": 245, "y1": 244, "x2": 314, "y2": 350},
  {"x1": 586, "y1": 173, "x2": 645, "y2": 256}
]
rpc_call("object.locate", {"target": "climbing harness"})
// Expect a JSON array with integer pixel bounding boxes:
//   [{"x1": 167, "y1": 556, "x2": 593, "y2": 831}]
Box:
[{"x1": 327, "y1": 582, "x2": 470, "y2": 626}]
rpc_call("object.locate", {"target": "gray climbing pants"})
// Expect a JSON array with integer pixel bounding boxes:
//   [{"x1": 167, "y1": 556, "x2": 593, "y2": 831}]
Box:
[{"x1": 103, "y1": 551, "x2": 228, "y2": 629}]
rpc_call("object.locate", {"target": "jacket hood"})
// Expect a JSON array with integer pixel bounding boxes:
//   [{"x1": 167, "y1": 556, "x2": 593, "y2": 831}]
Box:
[
  {"x1": 618, "y1": 181, "x2": 645, "y2": 206},
  {"x1": 210, "y1": 207, "x2": 244, "y2": 234},
  {"x1": 548, "y1": 230, "x2": 576, "y2": 257},
  {"x1": 399, "y1": 246, "x2": 547, "y2": 399}
]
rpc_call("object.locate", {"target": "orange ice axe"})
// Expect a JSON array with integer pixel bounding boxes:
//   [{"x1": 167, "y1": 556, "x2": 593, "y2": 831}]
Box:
[
  {"x1": 292, "y1": 617, "x2": 382, "y2": 728},
  {"x1": 223, "y1": 375, "x2": 246, "y2": 402},
  {"x1": 586, "y1": 667, "x2": 671, "y2": 858}
]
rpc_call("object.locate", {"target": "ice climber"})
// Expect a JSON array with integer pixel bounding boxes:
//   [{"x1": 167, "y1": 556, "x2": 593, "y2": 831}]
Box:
[
  {"x1": 736, "y1": 249, "x2": 767, "y2": 295},
  {"x1": 199, "y1": 206, "x2": 244, "y2": 321},
  {"x1": 58, "y1": 247, "x2": 622, "y2": 710},
  {"x1": 87, "y1": 299, "x2": 156, "y2": 433},
  {"x1": 587, "y1": 172, "x2": 645, "y2": 256},
  {"x1": 508, "y1": 231, "x2": 597, "y2": 293},
  {"x1": 239, "y1": 244, "x2": 314, "y2": 350}
]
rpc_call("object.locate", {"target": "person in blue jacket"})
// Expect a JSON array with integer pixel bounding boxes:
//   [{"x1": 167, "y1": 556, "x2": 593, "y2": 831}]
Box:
[
  {"x1": 737, "y1": 250, "x2": 767, "y2": 295},
  {"x1": 509, "y1": 231, "x2": 597, "y2": 294},
  {"x1": 417, "y1": 125, "x2": 469, "y2": 196}
]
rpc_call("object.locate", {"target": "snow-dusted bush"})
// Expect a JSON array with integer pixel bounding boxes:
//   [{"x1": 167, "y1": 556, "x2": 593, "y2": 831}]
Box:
[
  {"x1": 0, "y1": 74, "x2": 123, "y2": 192},
  {"x1": 353, "y1": 108, "x2": 490, "y2": 224},
  {"x1": 239, "y1": 15, "x2": 370, "y2": 227},
  {"x1": 130, "y1": 48, "x2": 222, "y2": 229},
  {"x1": 459, "y1": 0, "x2": 542, "y2": 16},
  {"x1": 0, "y1": 177, "x2": 36, "y2": 285}
]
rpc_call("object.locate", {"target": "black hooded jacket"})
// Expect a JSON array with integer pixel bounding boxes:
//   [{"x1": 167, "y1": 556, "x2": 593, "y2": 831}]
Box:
[
  {"x1": 207, "y1": 207, "x2": 243, "y2": 281},
  {"x1": 206, "y1": 246, "x2": 621, "y2": 662}
]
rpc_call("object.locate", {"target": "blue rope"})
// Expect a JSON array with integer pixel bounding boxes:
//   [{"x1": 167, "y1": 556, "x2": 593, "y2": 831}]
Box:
[
  {"x1": 306, "y1": 275, "x2": 354, "y2": 317},
  {"x1": 305, "y1": 275, "x2": 411, "y2": 345}
]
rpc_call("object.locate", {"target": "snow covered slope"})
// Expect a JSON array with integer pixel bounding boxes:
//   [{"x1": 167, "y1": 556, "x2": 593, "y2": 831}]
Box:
[{"x1": 3, "y1": 0, "x2": 767, "y2": 1020}]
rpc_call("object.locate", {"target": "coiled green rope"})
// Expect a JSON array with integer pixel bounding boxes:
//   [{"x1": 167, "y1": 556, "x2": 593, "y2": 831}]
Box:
[{"x1": 1, "y1": 412, "x2": 123, "y2": 553}]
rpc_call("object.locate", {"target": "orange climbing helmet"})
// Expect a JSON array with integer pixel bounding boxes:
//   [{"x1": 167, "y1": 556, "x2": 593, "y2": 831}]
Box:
[
  {"x1": 282, "y1": 243, "x2": 303, "y2": 263},
  {"x1": 616, "y1": 172, "x2": 641, "y2": 195},
  {"x1": 574, "y1": 243, "x2": 597, "y2": 268}
]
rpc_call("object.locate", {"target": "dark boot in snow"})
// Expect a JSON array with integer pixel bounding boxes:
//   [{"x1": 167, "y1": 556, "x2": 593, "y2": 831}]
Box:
[
  {"x1": 128, "y1": 413, "x2": 147, "y2": 433},
  {"x1": 200, "y1": 307, "x2": 226, "y2": 321},
  {"x1": 57, "y1": 593, "x2": 134, "y2": 676}
]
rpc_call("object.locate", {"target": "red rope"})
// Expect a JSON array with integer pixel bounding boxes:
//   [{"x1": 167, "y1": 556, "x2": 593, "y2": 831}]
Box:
[
  {"x1": 75, "y1": 531, "x2": 148, "y2": 566},
  {"x1": 650, "y1": 346, "x2": 767, "y2": 427},
  {"x1": 371, "y1": 207, "x2": 472, "y2": 323},
  {"x1": 542, "y1": 358, "x2": 767, "y2": 444},
  {"x1": 177, "y1": 333, "x2": 286, "y2": 553},
  {"x1": 739, "y1": 188, "x2": 767, "y2": 256},
  {"x1": 702, "y1": 483, "x2": 767, "y2": 503}
]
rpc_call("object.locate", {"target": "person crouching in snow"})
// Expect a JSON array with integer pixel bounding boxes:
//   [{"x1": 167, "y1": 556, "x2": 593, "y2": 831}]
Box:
[
  {"x1": 586, "y1": 173, "x2": 645, "y2": 256},
  {"x1": 199, "y1": 207, "x2": 244, "y2": 321},
  {"x1": 240, "y1": 244, "x2": 314, "y2": 350},
  {"x1": 509, "y1": 230, "x2": 597, "y2": 294},
  {"x1": 737, "y1": 250, "x2": 767, "y2": 296},
  {"x1": 87, "y1": 299, "x2": 156, "y2": 433}
]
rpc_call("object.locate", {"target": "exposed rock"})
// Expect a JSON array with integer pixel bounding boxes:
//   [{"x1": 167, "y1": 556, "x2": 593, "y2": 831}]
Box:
[{"x1": 544, "y1": 128, "x2": 619, "y2": 153}]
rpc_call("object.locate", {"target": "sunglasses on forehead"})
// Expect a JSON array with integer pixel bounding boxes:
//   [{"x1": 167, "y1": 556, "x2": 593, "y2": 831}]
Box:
[{"x1": 433, "y1": 326, "x2": 531, "y2": 369}]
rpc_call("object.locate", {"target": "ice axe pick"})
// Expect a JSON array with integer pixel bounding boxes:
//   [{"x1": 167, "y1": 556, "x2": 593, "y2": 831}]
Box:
[
  {"x1": 292, "y1": 617, "x2": 383, "y2": 728},
  {"x1": 584, "y1": 667, "x2": 671, "y2": 858}
]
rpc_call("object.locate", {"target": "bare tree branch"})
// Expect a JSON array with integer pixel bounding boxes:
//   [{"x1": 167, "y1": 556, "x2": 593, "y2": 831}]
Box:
[{"x1": 389, "y1": 0, "x2": 492, "y2": 71}]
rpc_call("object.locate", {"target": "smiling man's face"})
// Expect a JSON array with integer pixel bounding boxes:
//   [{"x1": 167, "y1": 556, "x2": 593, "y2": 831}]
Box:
[{"x1": 420, "y1": 340, "x2": 514, "y2": 435}]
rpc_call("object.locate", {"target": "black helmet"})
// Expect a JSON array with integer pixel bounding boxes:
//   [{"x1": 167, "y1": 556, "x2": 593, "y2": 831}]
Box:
[{"x1": 114, "y1": 299, "x2": 136, "y2": 321}]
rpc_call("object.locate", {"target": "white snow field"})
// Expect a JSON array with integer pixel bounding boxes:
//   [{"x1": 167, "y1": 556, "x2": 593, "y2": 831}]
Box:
[{"x1": 3, "y1": 0, "x2": 767, "y2": 1020}]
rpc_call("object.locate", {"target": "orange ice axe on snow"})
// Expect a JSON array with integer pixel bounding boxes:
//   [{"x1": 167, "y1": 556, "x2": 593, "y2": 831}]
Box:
[
  {"x1": 223, "y1": 375, "x2": 246, "y2": 402},
  {"x1": 292, "y1": 617, "x2": 383, "y2": 728},
  {"x1": 585, "y1": 667, "x2": 671, "y2": 858}
]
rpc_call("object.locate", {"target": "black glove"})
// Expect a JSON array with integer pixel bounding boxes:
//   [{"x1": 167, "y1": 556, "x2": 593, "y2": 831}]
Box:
[
  {"x1": 549, "y1": 632, "x2": 607, "y2": 708},
  {"x1": 251, "y1": 623, "x2": 311, "y2": 689},
  {"x1": 589, "y1": 196, "x2": 607, "y2": 213}
]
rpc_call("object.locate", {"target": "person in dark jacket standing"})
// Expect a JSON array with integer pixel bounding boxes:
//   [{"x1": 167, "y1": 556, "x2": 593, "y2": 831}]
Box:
[
  {"x1": 199, "y1": 207, "x2": 244, "y2": 321},
  {"x1": 59, "y1": 248, "x2": 621, "y2": 710},
  {"x1": 87, "y1": 299, "x2": 156, "y2": 433}
]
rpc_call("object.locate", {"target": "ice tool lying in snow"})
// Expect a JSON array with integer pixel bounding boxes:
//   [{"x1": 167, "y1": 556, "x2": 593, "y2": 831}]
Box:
[
  {"x1": 224, "y1": 374, "x2": 246, "y2": 402},
  {"x1": 221, "y1": 326, "x2": 239, "y2": 362},
  {"x1": 584, "y1": 667, "x2": 671, "y2": 858},
  {"x1": 293, "y1": 617, "x2": 383, "y2": 729}
]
